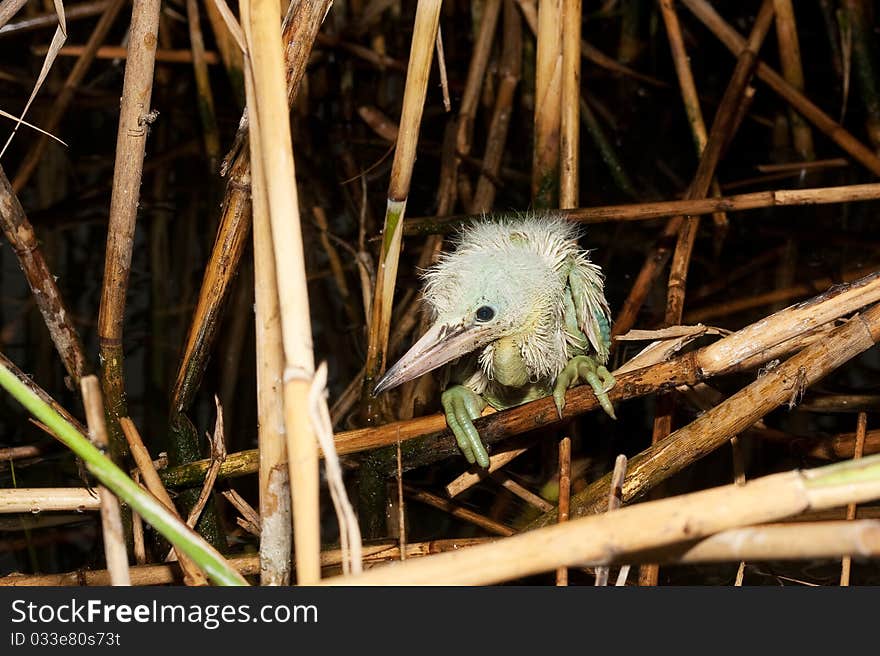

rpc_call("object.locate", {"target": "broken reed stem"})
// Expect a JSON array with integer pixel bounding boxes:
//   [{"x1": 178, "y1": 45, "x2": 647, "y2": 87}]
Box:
[
  {"x1": 0, "y1": 166, "x2": 87, "y2": 386},
  {"x1": 559, "y1": 0, "x2": 580, "y2": 209},
  {"x1": 404, "y1": 182, "x2": 880, "y2": 236},
  {"x1": 361, "y1": 0, "x2": 442, "y2": 417},
  {"x1": 245, "y1": 0, "x2": 322, "y2": 585},
  {"x1": 12, "y1": 0, "x2": 126, "y2": 192},
  {"x1": 80, "y1": 377, "x2": 130, "y2": 586},
  {"x1": 772, "y1": 0, "x2": 814, "y2": 160},
  {"x1": 397, "y1": 441, "x2": 406, "y2": 561},
  {"x1": 98, "y1": 0, "x2": 163, "y2": 459},
  {"x1": 594, "y1": 454, "x2": 627, "y2": 586},
  {"x1": 185, "y1": 0, "x2": 220, "y2": 171},
  {"x1": 531, "y1": 302, "x2": 880, "y2": 529},
  {"x1": 680, "y1": 0, "x2": 880, "y2": 177},
  {"x1": 532, "y1": 0, "x2": 562, "y2": 208},
  {"x1": 33, "y1": 44, "x2": 221, "y2": 64},
  {"x1": 555, "y1": 436, "x2": 571, "y2": 586},
  {"x1": 323, "y1": 453, "x2": 880, "y2": 585},
  {"x1": 840, "y1": 411, "x2": 868, "y2": 586},
  {"x1": 243, "y1": 36, "x2": 290, "y2": 587}
]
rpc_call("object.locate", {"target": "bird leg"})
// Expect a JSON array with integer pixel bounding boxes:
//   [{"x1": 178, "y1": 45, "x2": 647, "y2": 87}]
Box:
[
  {"x1": 441, "y1": 385, "x2": 490, "y2": 468},
  {"x1": 552, "y1": 355, "x2": 616, "y2": 419}
]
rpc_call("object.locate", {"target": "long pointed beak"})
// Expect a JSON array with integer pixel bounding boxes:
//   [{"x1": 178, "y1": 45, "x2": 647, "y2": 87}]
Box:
[{"x1": 372, "y1": 320, "x2": 491, "y2": 395}]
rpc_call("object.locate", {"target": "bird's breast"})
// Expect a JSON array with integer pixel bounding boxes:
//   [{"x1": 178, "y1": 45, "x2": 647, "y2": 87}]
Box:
[{"x1": 489, "y1": 337, "x2": 530, "y2": 388}]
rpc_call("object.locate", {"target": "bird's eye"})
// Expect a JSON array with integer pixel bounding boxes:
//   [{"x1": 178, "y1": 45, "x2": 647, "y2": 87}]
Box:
[{"x1": 475, "y1": 306, "x2": 495, "y2": 322}]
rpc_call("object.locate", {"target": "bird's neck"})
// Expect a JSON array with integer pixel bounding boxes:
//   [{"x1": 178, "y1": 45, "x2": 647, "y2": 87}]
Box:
[{"x1": 488, "y1": 337, "x2": 530, "y2": 388}]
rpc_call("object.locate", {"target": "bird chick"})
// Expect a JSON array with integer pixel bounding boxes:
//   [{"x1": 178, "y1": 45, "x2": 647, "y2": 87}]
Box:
[{"x1": 373, "y1": 213, "x2": 615, "y2": 468}]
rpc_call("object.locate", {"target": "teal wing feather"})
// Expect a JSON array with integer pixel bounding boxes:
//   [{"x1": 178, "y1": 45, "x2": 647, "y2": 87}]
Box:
[{"x1": 566, "y1": 254, "x2": 612, "y2": 364}]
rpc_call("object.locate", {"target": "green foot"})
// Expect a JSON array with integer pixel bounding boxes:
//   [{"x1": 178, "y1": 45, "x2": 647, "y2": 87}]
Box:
[
  {"x1": 552, "y1": 355, "x2": 616, "y2": 420},
  {"x1": 441, "y1": 385, "x2": 490, "y2": 468}
]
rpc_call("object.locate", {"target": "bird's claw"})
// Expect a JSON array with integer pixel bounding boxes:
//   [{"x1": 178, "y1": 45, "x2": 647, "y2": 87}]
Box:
[
  {"x1": 441, "y1": 385, "x2": 490, "y2": 468},
  {"x1": 553, "y1": 355, "x2": 617, "y2": 420}
]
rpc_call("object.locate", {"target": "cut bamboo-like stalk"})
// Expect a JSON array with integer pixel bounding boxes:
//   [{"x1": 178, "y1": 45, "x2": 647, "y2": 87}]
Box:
[
  {"x1": 243, "y1": 30, "x2": 290, "y2": 586},
  {"x1": 244, "y1": 0, "x2": 320, "y2": 585},
  {"x1": 323, "y1": 453, "x2": 880, "y2": 585},
  {"x1": 361, "y1": 0, "x2": 442, "y2": 416},
  {"x1": 594, "y1": 454, "x2": 627, "y2": 586},
  {"x1": 98, "y1": 0, "x2": 163, "y2": 459},
  {"x1": 81, "y1": 377, "x2": 130, "y2": 586}
]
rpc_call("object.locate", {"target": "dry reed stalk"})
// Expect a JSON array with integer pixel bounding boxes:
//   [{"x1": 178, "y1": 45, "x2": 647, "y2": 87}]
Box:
[
  {"x1": 361, "y1": 0, "x2": 442, "y2": 417},
  {"x1": 324, "y1": 452, "x2": 880, "y2": 585},
  {"x1": 531, "y1": 302, "x2": 880, "y2": 528},
  {"x1": 446, "y1": 443, "x2": 531, "y2": 497},
  {"x1": 243, "y1": 36, "x2": 290, "y2": 587},
  {"x1": 471, "y1": 0, "x2": 522, "y2": 212},
  {"x1": 406, "y1": 182, "x2": 880, "y2": 236},
  {"x1": 799, "y1": 429, "x2": 880, "y2": 461},
  {"x1": 555, "y1": 436, "x2": 571, "y2": 585},
  {"x1": 405, "y1": 484, "x2": 515, "y2": 537},
  {"x1": 0, "y1": 0, "x2": 108, "y2": 35},
  {"x1": 495, "y1": 476, "x2": 554, "y2": 512},
  {"x1": 840, "y1": 412, "x2": 867, "y2": 586},
  {"x1": 772, "y1": 0, "x2": 814, "y2": 160},
  {"x1": 672, "y1": 520, "x2": 880, "y2": 565},
  {"x1": 558, "y1": 0, "x2": 580, "y2": 209},
  {"x1": 532, "y1": 0, "x2": 562, "y2": 208},
  {"x1": 0, "y1": 166, "x2": 87, "y2": 385},
  {"x1": 0, "y1": 0, "x2": 29, "y2": 30},
  {"x1": 681, "y1": 0, "x2": 880, "y2": 177},
  {"x1": 97, "y1": 0, "x2": 163, "y2": 458},
  {"x1": 12, "y1": 0, "x2": 126, "y2": 192},
  {"x1": 40, "y1": 44, "x2": 222, "y2": 63},
  {"x1": 120, "y1": 418, "x2": 208, "y2": 586},
  {"x1": 185, "y1": 0, "x2": 221, "y2": 170},
  {"x1": 80, "y1": 377, "x2": 130, "y2": 586},
  {"x1": 181, "y1": 403, "x2": 226, "y2": 530},
  {"x1": 594, "y1": 454, "x2": 627, "y2": 586},
  {"x1": 0, "y1": 488, "x2": 101, "y2": 513},
  {"x1": 158, "y1": 272, "x2": 880, "y2": 486},
  {"x1": 244, "y1": 0, "x2": 321, "y2": 584}
]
